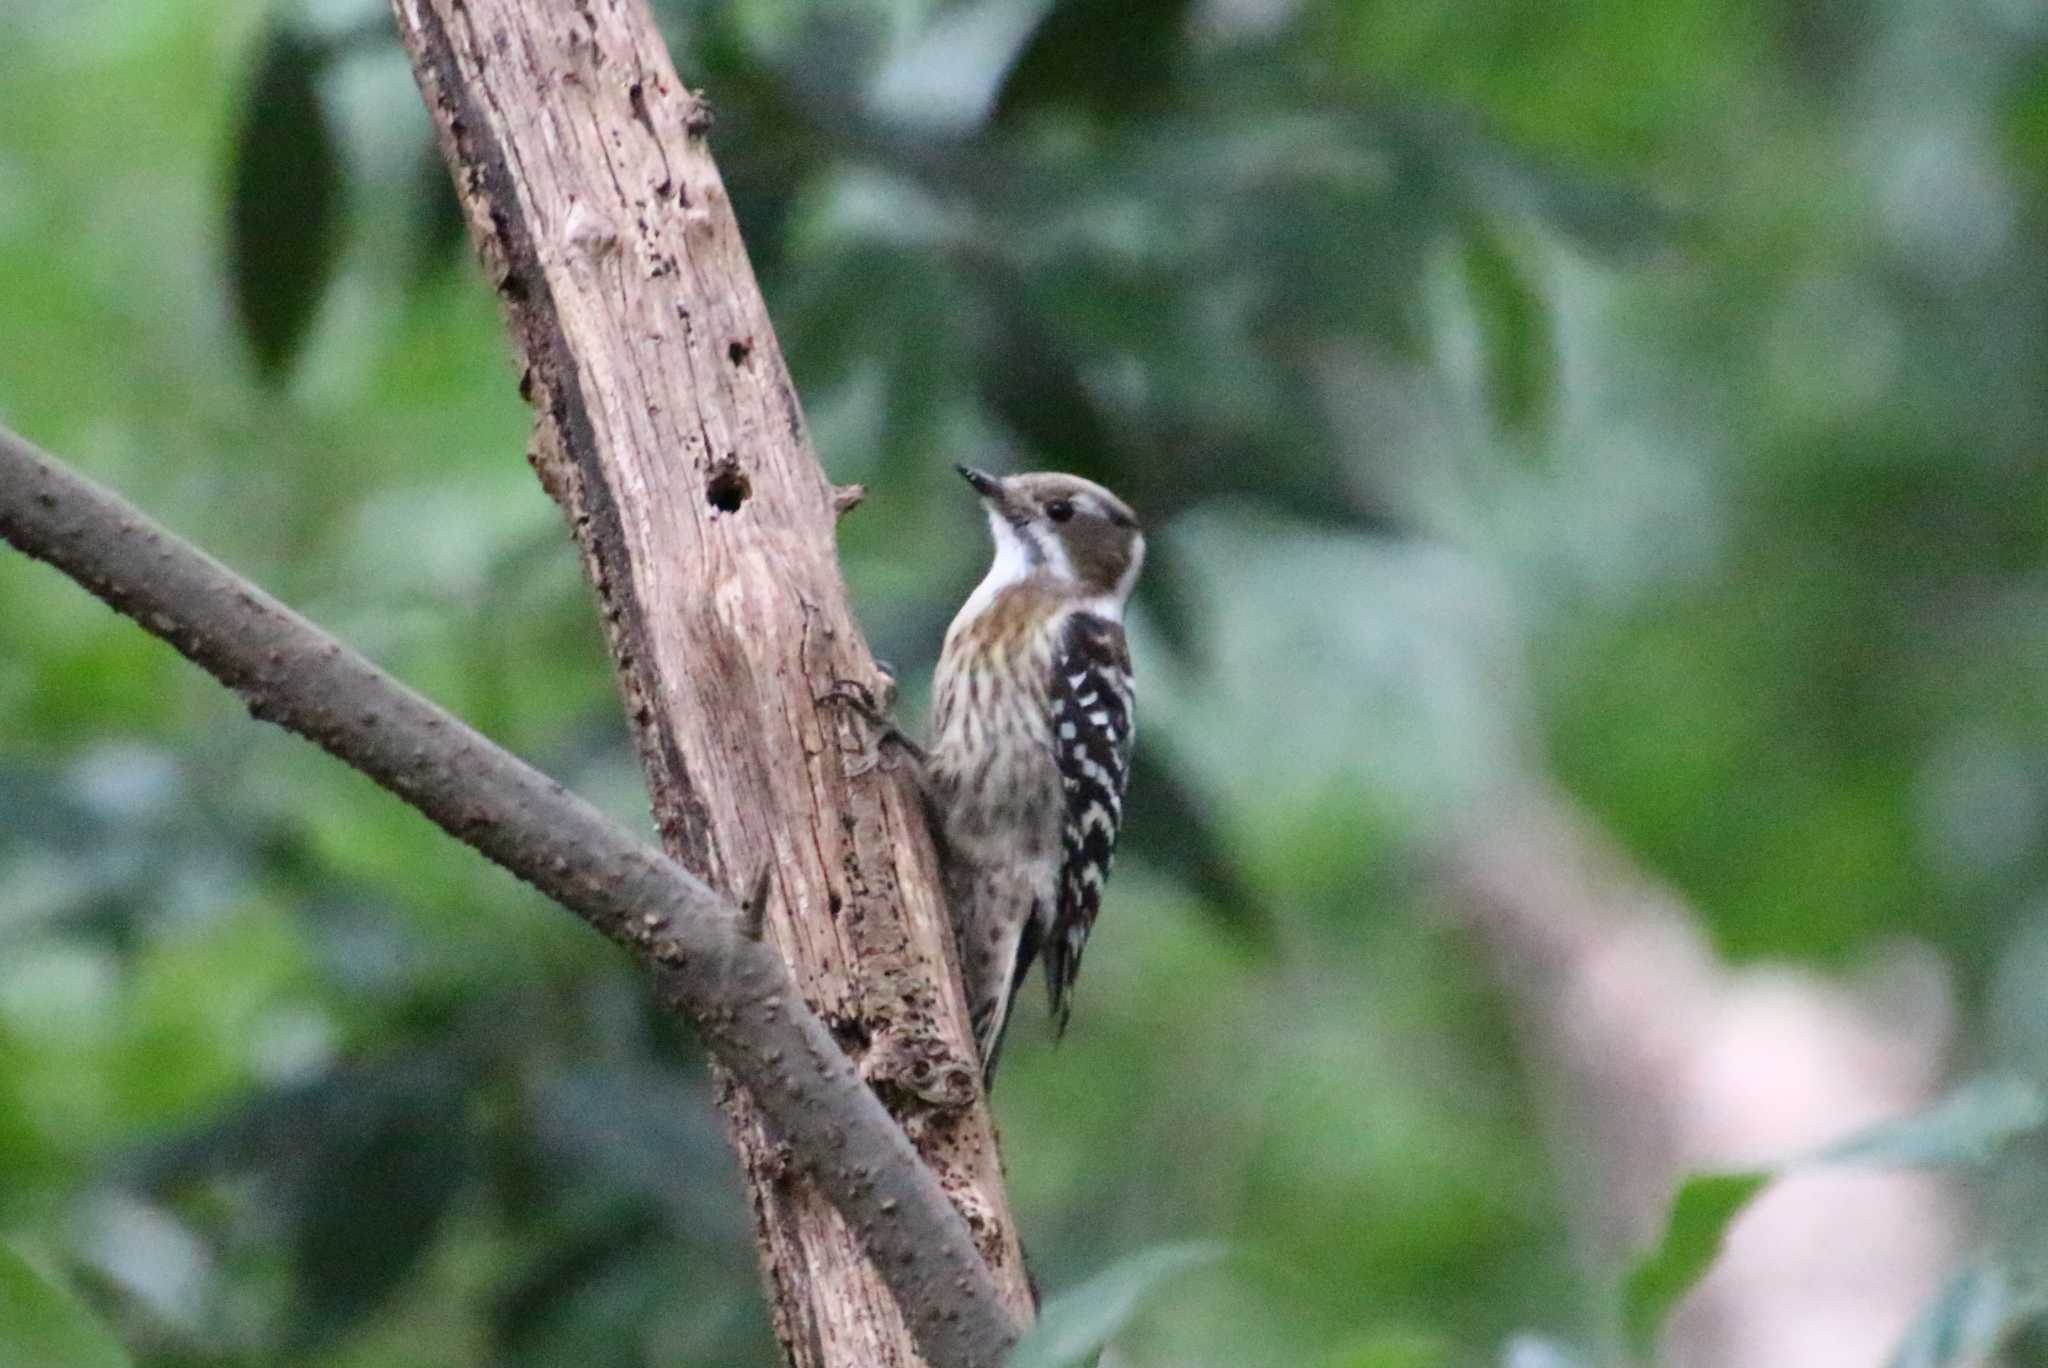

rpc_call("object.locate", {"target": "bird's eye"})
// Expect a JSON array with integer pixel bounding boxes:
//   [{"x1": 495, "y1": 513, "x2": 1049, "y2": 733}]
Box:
[{"x1": 1045, "y1": 498, "x2": 1075, "y2": 523}]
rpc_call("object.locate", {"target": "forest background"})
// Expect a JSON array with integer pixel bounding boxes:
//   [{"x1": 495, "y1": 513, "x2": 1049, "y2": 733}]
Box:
[{"x1": 7, "y1": 0, "x2": 2048, "y2": 1363}]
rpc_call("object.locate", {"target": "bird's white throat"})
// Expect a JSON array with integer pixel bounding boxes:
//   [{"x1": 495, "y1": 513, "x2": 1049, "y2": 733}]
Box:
[{"x1": 950, "y1": 514, "x2": 1144, "y2": 638}]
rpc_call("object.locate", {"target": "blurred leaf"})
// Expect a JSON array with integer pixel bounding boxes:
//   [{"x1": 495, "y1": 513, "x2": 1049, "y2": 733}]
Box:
[
  {"x1": 1128, "y1": 538, "x2": 1207, "y2": 667},
  {"x1": 0, "y1": 1242, "x2": 131, "y2": 1368},
  {"x1": 128, "y1": 1065, "x2": 385, "y2": 1190},
  {"x1": 410, "y1": 137, "x2": 468, "y2": 284},
  {"x1": 1889, "y1": 1265, "x2": 2022, "y2": 1368},
  {"x1": 228, "y1": 22, "x2": 344, "y2": 381},
  {"x1": 976, "y1": 277, "x2": 1121, "y2": 473},
  {"x1": 1324, "y1": 1325, "x2": 1455, "y2": 1367},
  {"x1": 1620, "y1": 1171, "x2": 1769, "y2": 1356},
  {"x1": 1460, "y1": 214, "x2": 1554, "y2": 438},
  {"x1": 1499, "y1": 1335, "x2": 1592, "y2": 1368},
  {"x1": 490, "y1": 1209, "x2": 664, "y2": 1362},
  {"x1": 1123, "y1": 744, "x2": 1273, "y2": 950},
  {"x1": 869, "y1": 0, "x2": 1053, "y2": 134},
  {"x1": 993, "y1": 0, "x2": 1196, "y2": 124},
  {"x1": 1815, "y1": 1075, "x2": 2048, "y2": 1168},
  {"x1": 2004, "y1": 61, "x2": 2048, "y2": 182},
  {"x1": 1465, "y1": 151, "x2": 1683, "y2": 264},
  {"x1": 1008, "y1": 1241, "x2": 1224, "y2": 1368},
  {"x1": 526, "y1": 1065, "x2": 740, "y2": 1233},
  {"x1": 288, "y1": 1068, "x2": 469, "y2": 1346},
  {"x1": 1775, "y1": 0, "x2": 1882, "y2": 94}
]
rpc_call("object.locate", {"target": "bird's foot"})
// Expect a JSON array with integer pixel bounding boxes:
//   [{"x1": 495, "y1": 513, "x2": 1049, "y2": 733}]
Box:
[{"x1": 818, "y1": 676, "x2": 927, "y2": 778}]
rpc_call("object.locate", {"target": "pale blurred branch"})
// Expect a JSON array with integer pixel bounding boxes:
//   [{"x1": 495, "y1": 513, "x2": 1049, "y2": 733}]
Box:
[{"x1": 1448, "y1": 781, "x2": 1959, "y2": 1366}]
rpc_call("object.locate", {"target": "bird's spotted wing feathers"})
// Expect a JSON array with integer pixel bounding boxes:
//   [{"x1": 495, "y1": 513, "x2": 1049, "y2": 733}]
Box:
[{"x1": 1046, "y1": 611, "x2": 1134, "y2": 1033}]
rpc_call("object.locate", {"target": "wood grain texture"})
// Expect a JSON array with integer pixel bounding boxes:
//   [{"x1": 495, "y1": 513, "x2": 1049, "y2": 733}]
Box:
[{"x1": 387, "y1": 1, "x2": 1034, "y2": 1363}]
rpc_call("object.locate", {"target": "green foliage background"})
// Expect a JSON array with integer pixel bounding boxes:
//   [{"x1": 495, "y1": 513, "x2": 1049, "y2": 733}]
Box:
[{"x1": 5, "y1": 0, "x2": 2048, "y2": 1362}]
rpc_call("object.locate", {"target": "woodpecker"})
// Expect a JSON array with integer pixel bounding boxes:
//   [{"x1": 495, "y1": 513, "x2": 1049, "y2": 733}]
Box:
[{"x1": 924, "y1": 465, "x2": 1144, "y2": 1084}]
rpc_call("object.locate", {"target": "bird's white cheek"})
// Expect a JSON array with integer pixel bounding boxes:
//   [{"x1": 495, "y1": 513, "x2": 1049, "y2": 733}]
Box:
[{"x1": 1035, "y1": 525, "x2": 1076, "y2": 584}]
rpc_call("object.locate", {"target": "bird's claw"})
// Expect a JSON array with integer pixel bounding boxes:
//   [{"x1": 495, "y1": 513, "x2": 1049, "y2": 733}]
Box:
[
  {"x1": 818, "y1": 678, "x2": 890, "y2": 729},
  {"x1": 818, "y1": 677, "x2": 926, "y2": 773}
]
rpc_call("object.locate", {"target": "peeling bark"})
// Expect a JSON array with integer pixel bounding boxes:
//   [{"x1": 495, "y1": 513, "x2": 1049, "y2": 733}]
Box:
[{"x1": 387, "y1": 0, "x2": 1033, "y2": 1362}]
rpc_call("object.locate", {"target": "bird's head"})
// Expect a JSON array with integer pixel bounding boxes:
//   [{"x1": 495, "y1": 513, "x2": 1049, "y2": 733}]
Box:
[{"x1": 957, "y1": 465, "x2": 1145, "y2": 610}]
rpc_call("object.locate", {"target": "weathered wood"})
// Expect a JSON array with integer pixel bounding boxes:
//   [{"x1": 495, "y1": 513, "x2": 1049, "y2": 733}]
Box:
[{"x1": 387, "y1": 1, "x2": 1035, "y2": 1362}]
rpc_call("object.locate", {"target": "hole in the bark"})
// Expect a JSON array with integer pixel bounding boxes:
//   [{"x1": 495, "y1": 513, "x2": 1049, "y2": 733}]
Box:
[
  {"x1": 830, "y1": 1017, "x2": 871, "y2": 1054},
  {"x1": 706, "y1": 464, "x2": 750, "y2": 513}
]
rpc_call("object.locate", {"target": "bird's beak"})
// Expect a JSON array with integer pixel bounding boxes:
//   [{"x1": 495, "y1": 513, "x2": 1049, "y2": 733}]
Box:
[
  {"x1": 958, "y1": 465, "x2": 1030, "y2": 528},
  {"x1": 956, "y1": 465, "x2": 1004, "y2": 501}
]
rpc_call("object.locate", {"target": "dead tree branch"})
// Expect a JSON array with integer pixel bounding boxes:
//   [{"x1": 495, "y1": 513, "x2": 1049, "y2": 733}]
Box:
[
  {"x1": 0, "y1": 423, "x2": 1018, "y2": 1368},
  {"x1": 388, "y1": 0, "x2": 1033, "y2": 1361}
]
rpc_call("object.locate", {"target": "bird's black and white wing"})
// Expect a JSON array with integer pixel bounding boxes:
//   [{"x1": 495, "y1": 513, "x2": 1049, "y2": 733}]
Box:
[{"x1": 1045, "y1": 610, "x2": 1135, "y2": 1034}]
